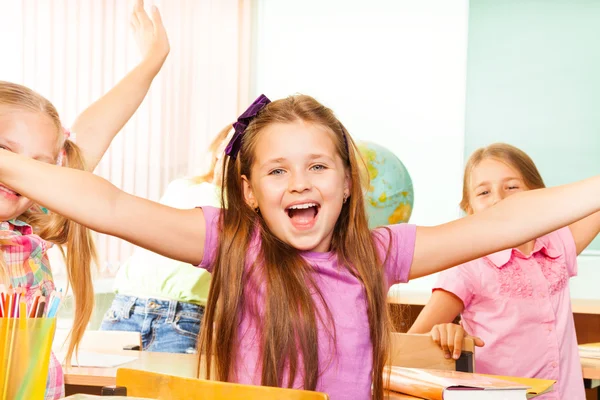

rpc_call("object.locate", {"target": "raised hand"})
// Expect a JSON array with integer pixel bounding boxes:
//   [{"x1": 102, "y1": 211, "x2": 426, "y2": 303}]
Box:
[{"x1": 130, "y1": 0, "x2": 170, "y2": 73}]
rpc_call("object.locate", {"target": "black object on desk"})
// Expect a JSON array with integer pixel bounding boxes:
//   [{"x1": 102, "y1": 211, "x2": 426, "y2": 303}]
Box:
[{"x1": 100, "y1": 386, "x2": 127, "y2": 396}]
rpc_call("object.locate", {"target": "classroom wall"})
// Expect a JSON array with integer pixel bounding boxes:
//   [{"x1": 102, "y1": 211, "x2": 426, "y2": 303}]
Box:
[
  {"x1": 252, "y1": 0, "x2": 470, "y2": 228},
  {"x1": 465, "y1": 0, "x2": 600, "y2": 252}
]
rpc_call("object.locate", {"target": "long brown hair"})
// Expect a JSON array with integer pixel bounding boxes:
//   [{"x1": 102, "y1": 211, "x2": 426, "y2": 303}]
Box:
[
  {"x1": 199, "y1": 95, "x2": 392, "y2": 399},
  {"x1": 0, "y1": 81, "x2": 97, "y2": 366},
  {"x1": 460, "y1": 143, "x2": 546, "y2": 213}
]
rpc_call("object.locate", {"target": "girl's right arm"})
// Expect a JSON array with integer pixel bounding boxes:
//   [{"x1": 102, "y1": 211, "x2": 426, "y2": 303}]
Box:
[
  {"x1": 409, "y1": 176, "x2": 600, "y2": 280},
  {"x1": 0, "y1": 150, "x2": 206, "y2": 265},
  {"x1": 408, "y1": 290, "x2": 464, "y2": 334},
  {"x1": 407, "y1": 290, "x2": 484, "y2": 359}
]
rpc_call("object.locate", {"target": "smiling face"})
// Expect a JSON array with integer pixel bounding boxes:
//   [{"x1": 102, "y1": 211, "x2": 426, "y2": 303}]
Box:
[
  {"x1": 467, "y1": 158, "x2": 528, "y2": 214},
  {"x1": 242, "y1": 120, "x2": 350, "y2": 253},
  {"x1": 0, "y1": 107, "x2": 59, "y2": 220}
]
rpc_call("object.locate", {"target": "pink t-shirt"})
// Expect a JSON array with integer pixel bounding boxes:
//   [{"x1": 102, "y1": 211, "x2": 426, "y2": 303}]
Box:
[
  {"x1": 198, "y1": 206, "x2": 417, "y2": 400},
  {"x1": 434, "y1": 227, "x2": 584, "y2": 400}
]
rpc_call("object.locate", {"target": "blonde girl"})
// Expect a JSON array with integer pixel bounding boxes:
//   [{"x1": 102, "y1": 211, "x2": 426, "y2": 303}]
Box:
[
  {"x1": 0, "y1": 0, "x2": 169, "y2": 397},
  {"x1": 408, "y1": 143, "x2": 600, "y2": 399}
]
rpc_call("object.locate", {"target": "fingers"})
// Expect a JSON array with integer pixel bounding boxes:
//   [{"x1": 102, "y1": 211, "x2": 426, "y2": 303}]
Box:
[
  {"x1": 130, "y1": 1, "x2": 140, "y2": 30},
  {"x1": 138, "y1": 7, "x2": 153, "y2": 30},
  {"x1": 473, "y1": 336, "x2": 485, "y2": 347},
  {"x1": 440, "y1": 326, "x2": 452, "y2": 359},
  {"x1": 150, "y1": 5, "x2": 169, "y2": 54},
  {"x1": 430, "y1": 325, "x2": 441, "y2": 348},
  {"x1": 452, "y1": 325, "x2": 464, "y2": 360},
  {"x1": 151, "y1": 5, "x2": 164, "y2": 33},
  {"x1": 132, "y1": 0, "x2": 152, "y2": 31},
  {"x1": 431, "y1": 325, "x2": 451, "y2": 359},
  {"x1": 431, "y1": 324, "x2": 467, "y2": 360},
  {"x1": 134, "y1": 0, "x2": 144, "y2": 13}
]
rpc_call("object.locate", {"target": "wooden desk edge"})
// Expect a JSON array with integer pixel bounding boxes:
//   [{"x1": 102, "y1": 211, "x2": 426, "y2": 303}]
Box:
[
  {"x1": 63, "y1": 351, "x2": 199, "y2": 388},
  {"x1": 581, "y1": 356, "x2": 600, "y2": 380},
  {"x1": 387, "y1": 293, "x2": 430, "y2": 306},
  {"x1": 64, "y1": 371, "x2": 115, "y2": 387},
  {"x1": 387, "y1": 294, "x2": 600, "y2": 315}
]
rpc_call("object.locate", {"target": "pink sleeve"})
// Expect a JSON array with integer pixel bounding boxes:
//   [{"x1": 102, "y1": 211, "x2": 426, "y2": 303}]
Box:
[
  {"x1": 554, "y1": 227, "x2": 578, "y2": 277},
  {"x1": 433, "y1": 263, "x2": 479, "y2": 308},
  {"x1": 374, "y1": 223, "x2": 417, "y2": 285},
  {"x1": 197, "y1": 206, "x2": 221, "y2": 272}
]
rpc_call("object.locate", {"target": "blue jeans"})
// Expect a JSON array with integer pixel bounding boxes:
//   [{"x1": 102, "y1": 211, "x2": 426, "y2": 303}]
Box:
[{"x1": 100, "y1": 295, "x2": 204, "y2": 354}]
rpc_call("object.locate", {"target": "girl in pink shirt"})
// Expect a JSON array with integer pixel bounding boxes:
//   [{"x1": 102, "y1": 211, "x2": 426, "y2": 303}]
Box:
[
  {"x1": 1, "y1": 99, "x2": 600, "y2": 400},
  {"x1": 409, "y1": 143, "x2": 600, "y2": 400}
]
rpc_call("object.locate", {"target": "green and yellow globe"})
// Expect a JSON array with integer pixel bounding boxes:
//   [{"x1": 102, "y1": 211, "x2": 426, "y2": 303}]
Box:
[{"x1": 357, "y1": 141, "x2": 414, "y2": 228}]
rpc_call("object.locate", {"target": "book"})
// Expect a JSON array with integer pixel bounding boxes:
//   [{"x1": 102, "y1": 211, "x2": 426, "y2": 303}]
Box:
[
  {"x1": 579, "y1": 343, "x2": 600, "y2": 359},
  {"x1": 384, "y1": 367, "x2": 530, "y2": 400},
  {"x1": 480, "y1": 375, "x2": 555, "y2": 399}
]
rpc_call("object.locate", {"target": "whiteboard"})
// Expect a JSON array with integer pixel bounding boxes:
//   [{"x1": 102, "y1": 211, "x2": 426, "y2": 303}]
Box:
[{"x1": 465, "y1": 0, "x2": 600, "y2": 251}]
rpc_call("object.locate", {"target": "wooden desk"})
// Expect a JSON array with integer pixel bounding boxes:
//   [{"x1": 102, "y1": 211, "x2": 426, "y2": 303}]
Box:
[
  {"x1": 388, "y1": 293, "x2": 600, "y2": 315},
  {"x1": 384, "y1": 392, "x2": 420, "y2": 399},
  {"x1": 582, "y1": 357, "x2": 600, "y2": 380},
  {"x1": 582, "y1": 356, "x2": 600, "y2": 400},
  {"x1": 63, "y1": 351, "x2": 198, "y2": 395},
  {"x1": 571, "y1": 299, "x2": 600, "y2": 315},
  {"x1": 63, "y1": 396, "x2": 149, "y2": 399},
  {"x1": 63, "y1": 392, "x2": 419, "y2": 400},
  {"x1": 62, "y1": 350, "x2": 420, "y2": 399},
  {"x1": 387, "y1": 292, "x2": 430, "y2": 307}
]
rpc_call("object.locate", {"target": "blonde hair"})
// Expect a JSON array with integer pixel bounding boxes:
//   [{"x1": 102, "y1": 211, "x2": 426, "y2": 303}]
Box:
[
  {"x1": 199, "y1": 95, "x2": 393, "y2": 399},
  {"x1": 461, "y1": 142, "x2": 546, "y2": 213},
  {"x1": 190, "y1": 124, "x2": 232, "y2": 185},
  {"x1": 0, "y1": 81, "x2": 97, "y2": 366}
]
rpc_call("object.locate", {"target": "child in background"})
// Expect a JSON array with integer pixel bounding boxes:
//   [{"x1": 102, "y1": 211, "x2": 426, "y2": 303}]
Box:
[
  {"x1": 0, "y1": 96, "x2": 599, "y2": 400},
  {"x1": 0, "y1": 0, "x2": 169, "y2": 398},
  {"x1": 408, "y1": 143, "x2": 600, "y2": 400},
  {"x1": 100, "y1": 125, "x2": 231, "y2": 353}
]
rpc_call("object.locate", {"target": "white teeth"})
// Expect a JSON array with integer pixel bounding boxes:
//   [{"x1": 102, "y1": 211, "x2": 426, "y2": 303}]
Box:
[
  {"x1": 0, "y1": 185, "x2": 17, "y2": 196},
  {"x1": 288, "y1": 203, "x2": 317, "y2": 210}
]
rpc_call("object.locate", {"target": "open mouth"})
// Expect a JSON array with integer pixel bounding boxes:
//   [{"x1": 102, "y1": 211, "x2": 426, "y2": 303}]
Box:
[
  {"x1": 0, "y1": 185, "x2": 20, "y2": 198},
  {"x1": 286, "y1": 202, "x2": 320, "y2": 230}
]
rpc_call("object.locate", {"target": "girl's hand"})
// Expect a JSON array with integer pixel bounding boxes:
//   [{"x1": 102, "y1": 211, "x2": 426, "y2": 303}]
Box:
[
  {"x1": 429, "y1": 323, "x2": 485, "y2": 360},
  {"x1": 70, "y1": 0, "x2": 170, "y2": 171},
  {"x1": 131, "y1": 0, "x2": 170, "y2": 74}
]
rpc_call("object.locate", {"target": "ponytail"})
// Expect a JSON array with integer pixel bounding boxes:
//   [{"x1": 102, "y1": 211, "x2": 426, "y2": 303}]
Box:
[{"x1": 23, "y1": 139, "x2": 97, "y2": 366}]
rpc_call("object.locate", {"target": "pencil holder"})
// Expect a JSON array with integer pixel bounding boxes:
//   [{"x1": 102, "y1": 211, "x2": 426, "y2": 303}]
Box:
[{"x1": 0, "y1": 317, "x2": 56, "y2": 400}]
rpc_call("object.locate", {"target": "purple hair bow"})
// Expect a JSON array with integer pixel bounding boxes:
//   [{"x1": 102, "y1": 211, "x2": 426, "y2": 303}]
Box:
[{"x1": 225, "y1": 94, "x2": 271, "y2": 159}]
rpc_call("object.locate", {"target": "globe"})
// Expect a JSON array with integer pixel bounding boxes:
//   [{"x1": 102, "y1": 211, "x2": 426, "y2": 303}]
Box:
[{"x1": 356, "y1": 141, "x2": 414, "y2": 228}]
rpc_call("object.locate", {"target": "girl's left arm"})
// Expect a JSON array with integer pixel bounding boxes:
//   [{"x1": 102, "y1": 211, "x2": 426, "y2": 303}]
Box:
[
  {"x1": 0, "y1": 150, "x2": 207, "y2": 265},
  {"x1": 72, "y1": 0, "x2": 169, "y2": 171},
  {"x1": 569, "y1": 211, "x2": 600, "y2": 255},
  {"x1": 409, "y1": 176, "x2": 600, "y2": 279}
]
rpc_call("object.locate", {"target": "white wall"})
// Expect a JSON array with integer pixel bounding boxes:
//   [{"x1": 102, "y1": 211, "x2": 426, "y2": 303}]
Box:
[
  {"x1": 252, "y1": 0, "x2": 470, "y2": 231},
  {"x1": 252, "y1": 0, "x2": 470, "y2": 291},
  {"x1": 250, "y1": 1, "x2": 600, "y2": 300}
]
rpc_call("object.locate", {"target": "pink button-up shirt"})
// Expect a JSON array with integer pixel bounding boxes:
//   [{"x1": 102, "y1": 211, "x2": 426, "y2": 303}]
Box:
[{"x1": 435, "y1": 227, "x2": 584, "y2": 400}]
